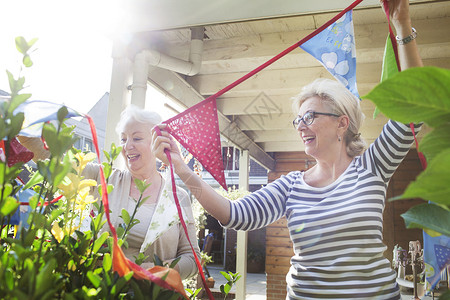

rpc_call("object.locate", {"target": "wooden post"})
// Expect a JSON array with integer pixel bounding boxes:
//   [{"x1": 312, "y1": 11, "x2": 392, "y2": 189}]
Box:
[
  {"x1": 105, "y1": 39, "x2": 132, "y2": 169},
  {"x1": 236, "y1": 150, "x2": 249, "y2": 300}
]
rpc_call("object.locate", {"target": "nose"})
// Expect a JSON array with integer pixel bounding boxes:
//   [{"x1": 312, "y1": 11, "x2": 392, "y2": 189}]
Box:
[
  {"x1": 297, "y1": 121, "x2": 306, "y2": 132},
  {"x1": 123, "y1": 139, "x2": 134, "y2": 150}
]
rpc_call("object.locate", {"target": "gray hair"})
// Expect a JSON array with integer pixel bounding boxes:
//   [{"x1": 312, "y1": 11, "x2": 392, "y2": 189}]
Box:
[
  {"x1": 291, "y1": 78, "x2": 367, "y2": 157},
  {"x1": 115, "y1": 104, "x2": 162, "y2": 135}
]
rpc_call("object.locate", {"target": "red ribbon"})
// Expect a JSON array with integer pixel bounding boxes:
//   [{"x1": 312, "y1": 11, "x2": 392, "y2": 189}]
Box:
[{"x1": 153, "y1": 126, "x2": 215, "y2": 300}]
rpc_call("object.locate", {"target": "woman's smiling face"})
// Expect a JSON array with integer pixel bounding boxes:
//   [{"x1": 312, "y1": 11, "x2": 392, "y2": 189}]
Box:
[
  {"x1": 120, "y1": 119, "x2": 155, "y2": 178},
  {"x1": 296, "y1": 96, "x2": 340, "y2": 159}
]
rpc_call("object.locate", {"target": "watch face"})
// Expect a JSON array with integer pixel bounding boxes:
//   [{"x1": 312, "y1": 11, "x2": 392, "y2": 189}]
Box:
[{"x1": 397, "y1": 28, "x2": 417, "y2": 45}]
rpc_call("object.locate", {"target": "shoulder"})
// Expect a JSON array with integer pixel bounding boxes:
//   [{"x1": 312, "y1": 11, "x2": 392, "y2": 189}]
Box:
[
  {"x1": 175, "y1": 186, "x2": 191, "y2": 205},
  {"x1": 274, "y1": 171, "x2": 302, "y2": 187}
]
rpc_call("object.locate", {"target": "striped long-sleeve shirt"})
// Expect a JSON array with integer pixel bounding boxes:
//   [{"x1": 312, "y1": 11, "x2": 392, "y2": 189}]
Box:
[{"x1": 224, "y1": 121, "x2": 422, "y2": 299}]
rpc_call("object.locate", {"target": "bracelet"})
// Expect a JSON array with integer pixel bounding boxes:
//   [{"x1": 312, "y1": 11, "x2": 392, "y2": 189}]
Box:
[{"x1": 396, "y1": 28, "x2": 417, "y2": 45}]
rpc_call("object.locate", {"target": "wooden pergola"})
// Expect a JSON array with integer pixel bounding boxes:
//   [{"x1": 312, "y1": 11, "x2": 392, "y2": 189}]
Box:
[{"x1": 104, "y1": 1, "x2": 450, "y2": 298}]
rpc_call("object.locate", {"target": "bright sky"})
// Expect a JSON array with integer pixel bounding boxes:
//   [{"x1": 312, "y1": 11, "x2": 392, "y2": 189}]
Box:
[{"x1": 0, "y1": 0, "x2": 169, "y2": 116}]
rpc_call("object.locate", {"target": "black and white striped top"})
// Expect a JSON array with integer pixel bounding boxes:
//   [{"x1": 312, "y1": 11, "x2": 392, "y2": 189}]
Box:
[{"x1": 224, "y1": 121, "x2": 422, "y2": 299}]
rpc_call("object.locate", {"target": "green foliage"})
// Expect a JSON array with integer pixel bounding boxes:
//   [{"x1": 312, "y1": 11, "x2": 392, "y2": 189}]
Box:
[
  {"x1": 363, "y1": 66, "x2": 450, "y2": 236},
  {"x1": 219, "y1": 271, "x2": 241, "y2": 300},
  {"x1": 216, "y1": 186, "x2": 251, "y2": 201},
  {"x1": 0, "y1": 37, "x2": 183, "y2": 299}
]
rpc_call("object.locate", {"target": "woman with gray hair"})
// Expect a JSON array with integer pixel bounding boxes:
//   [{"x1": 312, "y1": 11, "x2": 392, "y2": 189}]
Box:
[
  {"x1": 20, "y1": 104, "x2": 200, "y2": 280},
  {"x1": 153, "y1": 0, "x2": 423, "y2": 297},
  {"x1": 83, "y1": 104, "x2": 200, "y2": 280}
]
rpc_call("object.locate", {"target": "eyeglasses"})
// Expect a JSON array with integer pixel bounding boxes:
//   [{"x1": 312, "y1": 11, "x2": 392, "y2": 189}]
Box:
[{"x1": 292, "y1": 111, "x2": 340, "y2": 128}]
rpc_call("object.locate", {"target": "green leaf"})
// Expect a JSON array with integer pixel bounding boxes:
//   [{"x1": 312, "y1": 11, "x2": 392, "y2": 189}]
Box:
[
  {"x1": 363, "y1": 67, "x2": 450, "y2": 127},
  {"x1": 23, "y1": 54, "x2": 33, "y2": 67},
  {"x1": 23, "y1": 170, "x2": 44, "y2": 190},
  {"x1": 103, "y1": 253, "x2": 112, "y2": 272},
  {"x1": 134, "y1": 178, "x2": 151, "y2": 195},
  {"x1": 87, "y1": 271, "x2": 102, "y2": 288},
  {"x1": 4, "y1": 269, "x2": 14, "y2": 290},
  {"x1": 130, "y1": 280, "x2": 145, "y2": 300},
  {"x1": 8, "y1": 93, "x2": 31, "y2": 113},
  {"x1": 7, "y1": 70, "x2": 25, "y2": 95},
  {"x1": 153, "y1": 254, "x2": 164, "y2": 266},
  {"x1": 120, "y1": 209, "x2": 131, "y2": 225},
  {"x1": 169, "y1": 257, "x2": 180, "y2": 269},
  {"x1": 110, "y1": 144, "x2": 122, "y2": 161},
  {"x1": 0, "y1": 196, "x2": 19, "y2": 216},
  {"x1": 398, "y1": 149, "x2": 450, "y2": 206},
  {"x1": 35, "y1": 258, "x2": 57, "y2": 296},
  {"x1": 222, "y1": 283, "x2": 231, "y2": 294},
  {"x1": 28, "y1": 37, "x2": 38, "y2": 48},
  {"x1": 1, "y1": 183, "x2": 13, "y2": 199},
  {"x1": 93, "y1": 231, "x2": 109, "y2": 253},
  {"x1": 152, "y1": 281, "x2": 161, "y2": 299},
  {"x1": 380, "y1": 35, "x2": 399, "y2": 83},
  {"x1": 401, "y1": 203, "x2": 450, "y2": 236},
  {"x1": 102, "y1": 163, "x2": 112, "y2": 179},
  {"x1": 49, "y1": 208, "x2": 64, "y2": 223},
  {"x1": 419, "y1": 124, "x2": 450, "y2": 163},
  {"x1": 57, "y1": 106, "x2": 69, "y2": 123},
  {"x1": 103, "y1": 151, "x2": 111, "y2": 162},
  {"x1": 15, "y1": 36, "x2": 30, "y2": 54},
  {"x1": 220, "y1": 270, "x2": 231, "y2": 281}
]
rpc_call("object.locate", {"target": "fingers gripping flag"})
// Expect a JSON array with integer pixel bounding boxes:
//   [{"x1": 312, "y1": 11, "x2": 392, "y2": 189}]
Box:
[{"x1": 300, "y1": 10, "x2": 360, "y2": 99}]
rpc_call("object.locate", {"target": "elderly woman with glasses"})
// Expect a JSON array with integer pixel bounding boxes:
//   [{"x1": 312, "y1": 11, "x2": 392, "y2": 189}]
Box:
[{"x1": 152, "y1": 0, "x2": 423, "y2": 298}]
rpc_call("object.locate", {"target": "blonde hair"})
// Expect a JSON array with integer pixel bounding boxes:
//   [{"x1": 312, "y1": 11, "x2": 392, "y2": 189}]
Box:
[
  {"x1": 292, "y1": 78, "x2": 366, "y2": 157},
  {"x1": 115, "y1": 104, "x2": 162, "y2": 135}
]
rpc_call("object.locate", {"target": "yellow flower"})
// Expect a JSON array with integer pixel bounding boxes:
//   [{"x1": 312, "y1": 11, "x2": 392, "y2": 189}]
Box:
[
  {"x1": 51, "y1": 222, "x2": 65, "y2": 243},
  {"x1": 58, "y1": 173, "x2": 80, "y2": 199},
  {"x1": 75, "y1": 152, "x2": 96, "y2": 174},
  {"x1": 79, "y1": 179, "x2": 97, "y2": 191}
]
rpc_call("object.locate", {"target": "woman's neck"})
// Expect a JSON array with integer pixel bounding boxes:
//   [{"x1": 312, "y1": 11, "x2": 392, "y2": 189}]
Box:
[{"x1": 305, "y1": 155, "x2": 353, "y2": 187}]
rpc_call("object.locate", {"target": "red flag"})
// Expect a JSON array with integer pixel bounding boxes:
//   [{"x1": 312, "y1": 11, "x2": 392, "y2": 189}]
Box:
[{"x1": 164, "y1": 96, "x2": 227, "y2": 190}]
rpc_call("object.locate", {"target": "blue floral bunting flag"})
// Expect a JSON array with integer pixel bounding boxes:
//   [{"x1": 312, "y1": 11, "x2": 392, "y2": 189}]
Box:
[{"x1": 300, "y1": 10, "x2": 359, "y2": 99}]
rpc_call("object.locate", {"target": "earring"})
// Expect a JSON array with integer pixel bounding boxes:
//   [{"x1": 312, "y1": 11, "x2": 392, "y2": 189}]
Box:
[{"x1": 338, "y1": 136, "x2": 342, "y2": 142}]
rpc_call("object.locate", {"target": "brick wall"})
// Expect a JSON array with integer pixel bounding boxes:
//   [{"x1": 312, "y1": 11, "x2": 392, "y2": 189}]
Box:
[{"x1": 266, "y1": 273, "x2": 288, "y2": 300}]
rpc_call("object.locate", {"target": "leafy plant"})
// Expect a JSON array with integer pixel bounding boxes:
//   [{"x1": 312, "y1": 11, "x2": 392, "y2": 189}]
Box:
[
  {"x1": 0, "y1": 37, "x2": 184, "y2": 299},
  {"x1": 363, "y1": 66, "x2": 450, "y2": 236},
  {"x1": 216, "y1": 186, "x2": 251, "y2": 201},
  {"x1": 219, "y1": 271, "x2": 241, "y2": 300}
]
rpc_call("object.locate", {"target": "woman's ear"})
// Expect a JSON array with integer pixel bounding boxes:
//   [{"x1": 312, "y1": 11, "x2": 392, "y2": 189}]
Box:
[{"x1": 338, "y1": 115, "x2": 350, "y2": 132}]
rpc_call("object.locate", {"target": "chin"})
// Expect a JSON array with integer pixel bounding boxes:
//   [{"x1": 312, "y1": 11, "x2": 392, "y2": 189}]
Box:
[{"x1": 304, "y1": 148, "x2": 319, "y2": 160}]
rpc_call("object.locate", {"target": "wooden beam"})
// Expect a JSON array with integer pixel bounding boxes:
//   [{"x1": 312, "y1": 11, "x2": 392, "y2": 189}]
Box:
[
  {"x1": 187, "y1": 57, "x2": 450, "y2": 97},
  {"x1": 161, "y1": 18, "x2": 450, "y2": 70},
  {"x1": 216, "y1": 85, "x2": 401, "y2": 116}
]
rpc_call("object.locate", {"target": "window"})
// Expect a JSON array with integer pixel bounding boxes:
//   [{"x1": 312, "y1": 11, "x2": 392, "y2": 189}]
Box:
[
  {"x1": 222, "y1": 147, "x2": 240, "y2": 171},
  {"x1": 73, "y1": 134, "x2": 94, "y2": 152}
]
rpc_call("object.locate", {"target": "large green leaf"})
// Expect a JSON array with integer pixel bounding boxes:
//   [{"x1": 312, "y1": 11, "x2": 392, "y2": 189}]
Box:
[
  {"x1": 398, "y1": 149, "x2": 450, "y2": 206},
  {"x1": 380, "y1": 35, "x2": 399, "y2": 82},
  {"x1": 373, "y1": 36, "x2": 400, "y2": 119},
  {"x1": 363, "y1": 67, "x2": 450, "y2": 127},
  {"x1": 418, "y1": 124, "x2": 450, "y2": 163},
  {"x1": 401, "y1": 203, "x2": 450, "y2": 236}
]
